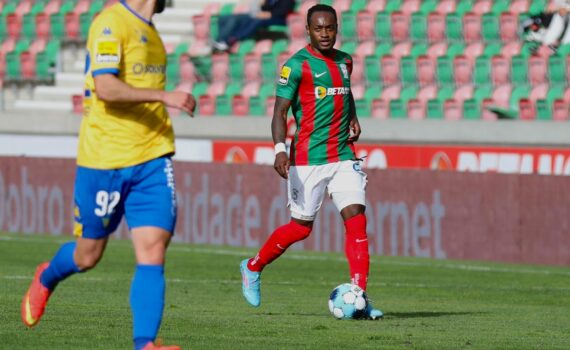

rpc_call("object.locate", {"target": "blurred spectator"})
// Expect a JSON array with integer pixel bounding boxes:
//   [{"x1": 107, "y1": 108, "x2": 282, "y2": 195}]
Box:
[
  {"x1": 522, "y1": 0, "x2": 570, "y2": 53},
  {"x1": 213, "y1": 0, "x2": 295, "y2": 51}
]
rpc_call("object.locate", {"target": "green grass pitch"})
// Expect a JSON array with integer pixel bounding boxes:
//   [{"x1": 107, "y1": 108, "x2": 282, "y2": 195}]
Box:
[{"x1": 1, "y1": 232, "x2": 569, "y2": 349}]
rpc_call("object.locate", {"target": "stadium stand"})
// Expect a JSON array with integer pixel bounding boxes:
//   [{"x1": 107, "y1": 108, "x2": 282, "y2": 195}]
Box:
[{"x1": 0, "y1": 0, "x2": 568, "y2": 121}]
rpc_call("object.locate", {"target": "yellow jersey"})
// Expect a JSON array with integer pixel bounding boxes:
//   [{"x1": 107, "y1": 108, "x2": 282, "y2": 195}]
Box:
[{"x1": 78, "y1": 1, "x2": 175, "y2": 169}]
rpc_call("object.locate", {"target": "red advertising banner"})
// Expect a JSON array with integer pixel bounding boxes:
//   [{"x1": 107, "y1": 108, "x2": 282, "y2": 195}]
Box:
[
  {"x1": 1, "y1": 157, "x2": 569, "y2": 265},
  {"x1": 213, "y1": 141, "x2": 570, "y2": 176}
]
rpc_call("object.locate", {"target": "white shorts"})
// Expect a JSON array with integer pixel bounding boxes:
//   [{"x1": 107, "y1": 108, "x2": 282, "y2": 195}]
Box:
[{"x1": 287, "y1": 160, "x2": 367, "y2": 221}]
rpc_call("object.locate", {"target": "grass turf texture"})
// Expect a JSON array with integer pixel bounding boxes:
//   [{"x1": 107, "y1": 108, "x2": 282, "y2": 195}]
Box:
[{"x1": 1, "y1": 232, "x2": 569, "y2": 350}]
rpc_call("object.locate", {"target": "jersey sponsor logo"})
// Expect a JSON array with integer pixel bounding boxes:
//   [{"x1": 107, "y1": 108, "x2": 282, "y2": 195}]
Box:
[
  {"x1": 95, "y1": 39, "x2": 120, "y2": 63},
  {"x1": 314, "y1": 71, "x2": 327, "y2": 78},
  {"x1": 278, "y1": 66, "x2": 291, "y2": 85},
  {"x1": 132, "y1": 63, "x2": 166, "y2": 75},
  {"x1": 314, "y1": 86, "x2": 351, "y2": 99}
]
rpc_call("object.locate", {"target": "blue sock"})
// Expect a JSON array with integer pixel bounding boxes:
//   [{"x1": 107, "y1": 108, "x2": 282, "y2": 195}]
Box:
[
  {"x1": 131, "y1": 265, "x2": 165, "y2": 350},
  {"x1": 40, "y1": 241, "x2": 81, "y2": 291}
]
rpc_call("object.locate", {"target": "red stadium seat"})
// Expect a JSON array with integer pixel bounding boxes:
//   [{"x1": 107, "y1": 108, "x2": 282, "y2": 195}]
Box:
[
  {"x1": 371, "y1": 98, "x2": 389, "y2": 119},
  {"x1": 528, "y1": 55, "x2": 548, "y2": 86},
  {"x1": 7, "y1": 14, "x2": 22, "y2": 40},
  {"x1": 509, "y1": 0, "x2": 529, "y2": 14},
  {"x1": 203, "y1": 3, "x2": 221, "y2": 17},
  {"x1": 400, "y1": 0, "x2": 421, "y2": 14},
  {"x1": 73, "y1": 0, "x2": 91, "y2": 14},
  {"x1": 72, "y1": 94, "x2": 83, "y2": 115},
  {"x1": 351, "y1": 83, "x2": 366, "y2": 99},
  {"x1": 417, "y1": 84, "x2": 438, "y2": 102},
  {"x1": 356, "y1": 41, "x2": 376, "y2": 57},
  {"x1": 443, "y1": 99, "x2": 462, "y2": 120},
  {"x1": 36, "y1": 13, "x2": 51, "y2": 40},
  {"x1": 501, "y1": 41, "x2": 522, "y2": 58},
  {"x1": 232, "y1": 95, "x2": 249, "y2": 116},
  {"x1": 453, "y1": 55, "x2": 473, "y2": 86},
  {"x1": 241, "y1": 81, "x2": 261, "y2": 97},
  {"x1": 567, "y1": 56, "x2": 570, "y2": 82},
  {"x1": 356, "y1": 10, "x2": 375, "y2": 42},
  {"x1": 175, "y1": 81, "x2": 194, "y2": 94},
  {"x1": 0, "y1": 54, "x2": 6, "y2": 79},
  {"x1": 380, "y1": 84, "x2": 402, "y2": 100},
  {"x1": 0, "y1": 38, "x2": 16, "y2": 56},
  {"x1": 64, "y1": 12, "x2": 81, "y2": 40},
  {"x1": 287, "y1": 39, "x2": 306, "y2": 54},
  {"x1": 481, "y1": 98, "x2": 498, "y2": 121},
  {"x1": 463, "y1": 13, "x2": 482, "y2": 43},
  {"x1": 15, "y1": 0, "x2": 33, "y2": 16},
  {"x1": 500, "y1": 12, "x2": 519, "y2": 42},
  {"x1": 366, "y1": 0, "x2": 386, "y2": 15},
  {"x1": 518, "y1": 98, "x2": 535, "y2": 120},
  {"x1": 265, "y1": 96, "x2": 276, "y2": 116},
  {"x1": 427, "y1": 12, "x2": 445, "y2": 43},
  {"x1": 529, "y1": 83, "x2": 549, "y2": 103},
  {"x1": 472, "y1": 0, "x2": 492, "y2": 14},
  {"x1": 464, "y1": 42, "x2": 484, "y2": 62},
  {"x1": 188, "y1": 40, "x2": 211, "y2": 57},
  {"x1": 28, "y1": 38, "x2": 47, "y2": 56},
  {"x1": 198, "y1": 95, "x2": 216, "y2": 116},
  {"x1": 333, "y1": 0, "x2": 352, "y2": 12},
  {"x1": 492, "y1": 84, "x2": 513, "y2": 109},
  {"x1": 233, "y1": 2, "x2": 251, "y2": 14},
  {"x1": 454, "y1": 84, "x2": 474, "y2": 102},
  {"x1": 20, "y1": 51, "x2": 35, "y2": 79},
  {"x1": 407, "y1": 99, "x2": 425, "y2": 120},
  {"x1": 351, "y1": 55, "x2": 365, "y2": 85},
  {"x1": 391, "y1": 41, "x2": 412, "y2": 59},
  {"x1": 436, "y1": 0, "x2": 456, "y2": 14},
  {"x1": 491, "y1": 55, "x2": 510, "y2": 86},
  {"x1": 44, "y1": 0, "x2": 62, "y2": 15},
  {"x1": 426, "y1": 42, "x2": 448, "y2": 59},
  {"x1": 417, "y1": 55, "x2": 436, "y2": 86},
  {"x1": 391, "y1": 12, "x2": 410, "y2": 42},
  {"x1": 192, "y1": 15, "x2": 210, "y2": 42},
  {"x1": 179, "y1": 55, "x2": 197, "y2": 82},
  {"x1": 253, "y1": 39, "x2": 273, "y2": 56},
  {"x1": 207, "y1": 81, "x2": 227, "y2": 96},
  {"x1": 211, "y1": 53, "x2": 229, "y2": 82},
  {"x1": 552, "y1": 99, "x2": 569, "y2": 121},
  {"x1": 287, "y1": 12, "x2": 305, "y2": 42},
  {"x1": 244, "y1": 53, "x2": 262, "y2": 82},
  {"x1": 381, "y1": 55, "x2": 400, "y2": 86}
]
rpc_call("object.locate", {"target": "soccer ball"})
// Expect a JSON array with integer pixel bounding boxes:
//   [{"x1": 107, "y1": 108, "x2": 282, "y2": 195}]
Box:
[{"x1": 328, "y1": 283, "x2": 368, "y2": 320}]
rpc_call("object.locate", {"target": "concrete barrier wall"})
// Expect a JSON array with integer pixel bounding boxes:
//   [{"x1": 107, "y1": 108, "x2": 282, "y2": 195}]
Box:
[{"x1": 1, "y1": 156, "x2": 568, "y2": 266}]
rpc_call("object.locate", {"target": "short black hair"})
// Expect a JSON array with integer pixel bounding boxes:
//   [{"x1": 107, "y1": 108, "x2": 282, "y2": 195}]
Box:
[{"x1": 306, "y1": 4, "x2": 337, "y2": 26}]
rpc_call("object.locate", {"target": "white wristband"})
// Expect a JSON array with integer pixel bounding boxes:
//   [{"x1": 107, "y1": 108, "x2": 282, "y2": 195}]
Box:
[{"x1": 274, "y1": 142, "x2": 286, "y2": 155}]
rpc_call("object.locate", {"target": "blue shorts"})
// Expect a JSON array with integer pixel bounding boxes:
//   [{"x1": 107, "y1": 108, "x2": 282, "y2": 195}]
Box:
[{"x1": 73, "y1": 156, "x2": 177, "y2": 239}]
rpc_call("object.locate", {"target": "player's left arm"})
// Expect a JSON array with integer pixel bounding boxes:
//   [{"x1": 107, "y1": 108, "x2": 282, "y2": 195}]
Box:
[
  {"x1": 272, "y1": 96, "x2": 292, "y2": 179},
  {"x1": 348, "y1": 93, "x2": 361, "y2": 143}
]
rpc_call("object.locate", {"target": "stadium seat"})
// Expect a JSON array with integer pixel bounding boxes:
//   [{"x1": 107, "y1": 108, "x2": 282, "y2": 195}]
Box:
[
  {"x1": 375, "y1": 12, "x2": 390, "y2": 39},
  {"x1": 472, "y1": 0, "x2": 492, "y2": 14},
  {"x1": 481, "y1": 98, "x2": 498, "y2": 121},
  {"x1": 391, "y1": 11, "x2": 409, "y2": 42},
  {"x1": 389, "y1": 99, "x2": 406, "y2": 118},
  {"x1": 287, "y1": 12, "x2": 305, "y2": 41},
  {"x1": 417, "y1": 55, "x2": 436, "y2": 86},
  {"x1": 243, "y1": 53, "x2": 262, "y2": 82},
  {"x1": 474, "y1": 55, "x2": 491, "y2": 85},
  {"x1": 371, "y1": 98, "x2": 389, "y2": 119},
  {"x1": 198, "y1": 95, "x2": 216, "y2": 116},
  {"x1": 454, "y1": 84, "x2": 474, "y2": 102},
  {"x1": 20, "y1": 51, "x2": 35, "y2": 79},
  {"x1": 391, "y1": 41, "x2": 411, "y2": 58},
  {"x1": 511, "y1": 55, "x2": 529, "y2": 84},
  {"x1": 381, "y1": 54, "x2": 400, "y2": 85},
  {"x1": 211, "y1": 53, "x2": 229, "y2": 82},
  {"x1": 5, "y1": 51, "x2": 20, "y2": 81},
  {"x1": 265, "y1": 96, "x2": 276, "y2": 116},
  {"x1": 528, "y1": 55, "x2": 548, "y2": 86},
  {"x1": 463, "y1": 13, "x2": 482, "y2": 44},
  {"x1": 179, "y1": 55, "x2": 196, "y2": 83},
  {"x1": 426, "y1": 42, "x2": 447, "y2": 59},
  {"x1": 356, "y1": 10, "x2": 375, "y2": 42},
  {"x1": 400, "y1": 0, "x2": 420, "y2": 14},
  {"x1": 64, "y1": 12, "x2": 80, "y2": 40},
  {"x1": 464, "y1": 42, "x2": 484, "y2": 62},
  {"x1": 547, "y1": 55, "x2": 565, "y2": 85},
  {"x1": 481, "y1": 13, "x2": 499, "y2": 42},
  {"x1": 488, "y1": 55, "x2": 509, "y2": 86},
  {"x1": 351, "y1": 83, "x2": 366, "y2": 100},
  {"x1": 231, "y1": 95, "x2": 249, "y2": 116},
  {"x1": 381, "y1": 84, "x2": 402, "y2": 101},
  {"x1": 334, "y1": 0, "x2": 353, "y2": 12},
  {"x1": 351, "y1": 54, "x2": 365, "y2": 85},
  {"x1": 192, "y1": 15, "x2": 210, "y2": 43},
  {"x1": 552, "y1": 99, "x2": 569, "y2": 121},
  {"x1": 443, "y1": 99, "x2": 462, "y2": 121},
  {"x1": 72, "y1": 94, "x2": 83, "y2": 115},
  {"x1": 500, "y1": 12, "x2": 519, "y2": 42},
  {"x1": 453, "y1": 55, "x2": 472, "y2": 86},
  {"x1": 427, "y1": 12, "x2": 445, "y2": 43},
  {"x1": 417, "y1": 84, "x2": 438, "y2": 102},
  {"x1": 407, "y1": 98, "x2": 425, "y2": 120},
  {"x1": 400, "y1": 55, "x2": 416, "y2": 85},
  {"x1": 518, "y1": 98, "x2": 535, "y2": 120},
  {"x1": 436, "y1": 56, "x2": 452, "y2": 85},
  {"x1": 426, "y1": 99, "x2": 442, "y2": 119},
  {"x1": 501, "y1": 41, "x2": 522, "y2": 58},
  {"x1": 436, "y1": 0, "x2": 456, "y2": 14},
  {"x1": 410, "y1": 12, "x2": 426, "y2": 42},
  {"x1": 462, "y1": 99, "x2": 480, "y2": 119},
  {"x1": 366, "y1": 0, "x2": 386, "y2": 14},
  {"x1": 6, "y1": 13, "x2": 22, "y2": 40}
]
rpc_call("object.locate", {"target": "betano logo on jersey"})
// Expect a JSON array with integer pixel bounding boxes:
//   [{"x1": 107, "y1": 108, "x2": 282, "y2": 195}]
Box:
[{"x1": 314, "y1": 86, "x2": 351, "y2": 99}]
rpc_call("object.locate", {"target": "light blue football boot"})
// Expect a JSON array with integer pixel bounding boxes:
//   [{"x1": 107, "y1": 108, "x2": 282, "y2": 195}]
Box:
[
  {"x1": 364, "y1": 301, "x2": 384, "y2": 320},
  {"x1": 240, "y1": 259, "x2": 261, "y2": 307}
]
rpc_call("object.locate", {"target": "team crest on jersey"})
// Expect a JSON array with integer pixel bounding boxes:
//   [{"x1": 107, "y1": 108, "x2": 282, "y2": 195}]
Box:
[
  {"x1": 279, "y1": 66, "x2": 291, "y2": 85},
  {"x1": 95, "y1": 39, "x2": 120, "y2": 64},
  {"x1": 340, "y1": 64, "x2": 349, "y2": 79}
]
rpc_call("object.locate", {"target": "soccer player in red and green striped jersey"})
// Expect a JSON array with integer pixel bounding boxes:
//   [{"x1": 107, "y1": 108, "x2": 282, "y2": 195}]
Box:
[{"x1": 240, "y1": 4, "x2": 383, "y2": 320}]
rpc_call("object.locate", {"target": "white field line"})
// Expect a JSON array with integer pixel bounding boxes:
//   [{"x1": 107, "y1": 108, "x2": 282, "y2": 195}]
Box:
[{"x1": 2, "y1": 234, "x2": 569, "y2": 277}]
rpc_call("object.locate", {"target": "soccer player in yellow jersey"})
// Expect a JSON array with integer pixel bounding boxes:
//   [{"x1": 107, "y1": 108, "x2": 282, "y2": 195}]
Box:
[{"x1": 21, "y1": 1, "x2": 194, "y2": 349}]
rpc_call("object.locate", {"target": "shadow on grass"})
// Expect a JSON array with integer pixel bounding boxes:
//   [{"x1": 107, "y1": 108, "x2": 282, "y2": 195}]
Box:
[{"x1": 386, "y1": 311, "x2": 484, "y2": 319}]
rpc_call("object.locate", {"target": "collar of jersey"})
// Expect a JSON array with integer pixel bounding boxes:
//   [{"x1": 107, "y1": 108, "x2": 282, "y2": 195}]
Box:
[
  {"x1": 306, "y1": 44, "x2": 337, "y2": 62},
  {"x1": 120, "y1": 0, "x2": 154, "y2": 27}
]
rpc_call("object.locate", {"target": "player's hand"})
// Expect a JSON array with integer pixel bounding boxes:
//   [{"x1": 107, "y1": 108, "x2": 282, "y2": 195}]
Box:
[
  {"x1": 163, "y1": 91, "x2": 196, "y2": 117},
  {"x1": 348, "y1": 117, "x2": 361, "y2": 143},
  {"x1": 274, "y1": 152, "x2": 290, "y2": 179}
]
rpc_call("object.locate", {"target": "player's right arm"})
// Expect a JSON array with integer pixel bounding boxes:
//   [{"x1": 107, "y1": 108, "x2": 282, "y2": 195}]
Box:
[{"x1": 94, "y1": 75, "x2": 196, "y2": 116}]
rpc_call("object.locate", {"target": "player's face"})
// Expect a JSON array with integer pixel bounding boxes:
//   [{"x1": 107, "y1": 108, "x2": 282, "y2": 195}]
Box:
[
  {"x1": 154, "y1": 0, "x2": 166, "y2": 13},
  {"x1": 306, "y1": 12, "x2": 337, "y2": 55}
]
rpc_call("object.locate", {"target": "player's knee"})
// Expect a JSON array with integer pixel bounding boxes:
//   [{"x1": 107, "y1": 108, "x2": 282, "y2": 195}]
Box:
[
  {"x1": 288, "y1": 220, "x2": 313, "y2": 240},
  {"x1": 75, "y1": 251, "x2": 103, "y2": 270}
]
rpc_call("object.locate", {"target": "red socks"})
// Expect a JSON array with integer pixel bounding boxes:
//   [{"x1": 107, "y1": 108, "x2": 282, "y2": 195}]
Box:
[
  {"x1": 248, "y1": 221, "x2": 312, "y2": 272},
  {"x1": 344, "y1": 214, "x2": 370, "y2": 290}
]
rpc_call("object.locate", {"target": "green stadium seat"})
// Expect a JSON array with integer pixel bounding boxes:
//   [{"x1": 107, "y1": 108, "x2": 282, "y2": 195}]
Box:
[
  {"x1": 215, "y1": 95, "x2": 232, "y2": 116},
  {"x1": 445, "y1": 13, "x2": 462, "y2": 42},
  {"x1": 446, "y1": 42, "x2": 465, "y2": 57},
  {"x1": 89, "y1": 0, "x2": 105, "y2": 15},
  {"x1": 426, "y1": 99, "x2": 443, "y2": 119},
  {"x1": 384, "y1": 0, "x2": 403, "y2": 13},
  {"x1": 437, "y1": 85, "x2": 455, "y2": 100},
  {"x1": 410, "y1": 12, "x2": 427, "y2": 42},
  {"x1": 364, "y1": 54, "x2": 381, "y2": 83},
  {"x1": 192, "y1": 81, "x2": 209, "y2": 97},
  {"x1": 536, "y1": 85, "x2": 565, "y2": 120},
  {"x1": 22, "y1": 13, "x2": 36, "y2": 39},
  {"x1": 483, "y1": 42, "x2": 502, "y2": 56},
  {"x1": 481, "y1": 13, "x2": 499, "y2": 42},
  {"x1": 248, "y1": 83, "x2": 274, "y2": 116},
  {"x1": 491, "y1": 2, "x2": 510, "y2": 14},
  {"x1": 473, "y1": 55, "x2": 491, "y2": 85},
  {"x1": 400, "y1": 85, "x2": 418, "y2": 103},
  {"x1": 511, "y1": 55, "x2": 528, "y2": 84},
  {"x1": 509, "y1": 85, "x2": 531, "y2": 114},
  {"x1": 340, "y1": 41, "x2": 357, "y2": 55},
  {"x1": 166, "y1": 54, "x2": 180, "y2": 85},
  {"x1": 529, "y1": 0, "x2": 547, "y2": 15},
  {"x1": 455, "y1": 0, "x2": 474, "y2": 15},
  {"x1": 400, "y1": 55, "x2": 416, "y2": 84},
  {"x1": 410, "y1": 42, "x2": 427, "y2": 57},
  {"x1": 50, "y1": 13, "x2": 65, "y2": 39},
  {"x1": 5, "y1": 51, "x2": 20, "y2": 81},
  {"x1": 219, "y1": 3, "x2": 235, "y2": 15},
  {"x1": 341, "y1": 11, "x2": 356, "y2": 40},
  {"x1": 420, "y1": 0, "x2": 438, "y2": 14},
  {"x1": 375, "y1": 12, "x2": 391, "y2": 39},
  {"x1": 462, "y1": 99, "x2": 480, "y2": 119},
  {"x1": 350, "y1": 0, "x2": 368, "y2": 12},
  {"x1": 389, "y1": 99, "x2": 406, "y2": 118},
  {"x1": 548, "y1": 55, "x2": 566, "y2": 85},
  {"x1": 436, "y1": 56, "x2": 453, "y2": 84},
  {"x1": 35, "y1": 51, "x2": 54, "y2": 82}
]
